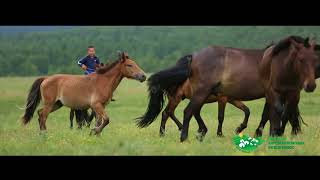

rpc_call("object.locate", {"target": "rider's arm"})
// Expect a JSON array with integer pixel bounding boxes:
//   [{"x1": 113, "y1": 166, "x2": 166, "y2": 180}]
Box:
[
  {"x1": 77, "y1": 57, "x2": 87, "y2": 70},
  {"x1": 96, "y1": 58, "x2": 101, "y2": 65}
]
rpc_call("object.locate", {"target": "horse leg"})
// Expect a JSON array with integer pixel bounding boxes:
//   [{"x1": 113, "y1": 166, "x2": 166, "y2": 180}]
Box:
[
  {"x1": 160, "y1": 106, "x2": 170, "y2": 137},
  {"x1": 170, "y1": 114, "x2": 183, "y2": 131},
  {"x1": 269, "y1": 104, "x2": 282, "y2": 136},
  {"x1": 266, "y1": 90, "x2": 283, "y2": 136},
  {"x1": 37, "y1": 101, "x2": 63, "y2": 133},
  {"x1": 231, "y1": 100, "x2": 250, "y2": 134},
  {"x1": 75, "y1": 110, "x2": 83, "y2": 129},
  {"x1": 83, "y1": 109, "x2": 90, "y2": 127},
  {"x1": 180, "y1": 86, "x2": 211, "y2": 142},
  {"x1": 90, "y1": 104, "x2": 109, "y2": 136},
  {"x1": 282, "y1": 92, "x2": 300, "y2": 135},
  {"x1": 254, "y1": 102, "x2": 269, "y2": 137},
  {"x1": 160, "y1": 95, "x2": 182, "y2": 137},
  {"x1": 80, "y1": 110, "x2": 87, "y2": 128},
  {"x1": 193, "y1": 105, "x2": 208, "y2": 142},
  {"x1": 70, "y1": 109, "x2": 75, "y2": 129},
  {"x1": 279, "y1": 103, "x2": 290, "y2": 136},
  {"x1": 217, "y1": 97, "x2": 227, "y2": 137},
  {"x1": 288, "y1": 106, "x2": 302, "y2": 135}
]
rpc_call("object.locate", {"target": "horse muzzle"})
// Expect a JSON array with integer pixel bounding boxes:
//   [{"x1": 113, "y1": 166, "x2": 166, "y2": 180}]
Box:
[
  {"x1": 304, "y1": 81, "x2": 316, "y2": 93},
  {"x1": 134, "y1": 73, "x2": 146, "y2": 82}
]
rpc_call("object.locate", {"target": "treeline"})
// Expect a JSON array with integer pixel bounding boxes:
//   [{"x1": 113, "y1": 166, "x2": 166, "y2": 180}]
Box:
[{"x1": 1, "y1": 26, "x2": 320, "y2": 76}]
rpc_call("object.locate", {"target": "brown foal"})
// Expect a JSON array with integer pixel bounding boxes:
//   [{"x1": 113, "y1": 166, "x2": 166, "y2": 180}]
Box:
[{"x1": 22, "y1": 52, "x2": 146, "y2": 136}]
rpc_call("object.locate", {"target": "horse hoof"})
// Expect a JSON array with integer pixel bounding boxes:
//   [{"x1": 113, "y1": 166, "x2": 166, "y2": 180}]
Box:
[
  {"x1": 254, "y1": 131, "x2": 261, "y2": 137},
  {"x1": 217, "y1": 133, "x2": 224, "y2": 137},
  {"x1": 159, "y1": 132, "x2": 165, "y2": 137},
  {"x1": 180, "y1": 133, "x2": 188, "y2": 142},
  {"x1": 39, "y1": 131, "x2": 48, "y2": 139},
  {"x1": 89, "y1": 128, "x2": 98, "y2": 136},
  {"x1": 196, "y1": 131, "x2": 206, "y2": 142},
  {"x1": 235, "y1": 124, "x2": 246, "y2": 134},
  {"x1": 235, "y1": 127, "x2": 242, "y2": 134},
  {"x1": 291, "y1": 127, "x2": 301, "y2": 136},
  {"x1": 196, "y1": 134, "x2": 205, "y2": 142}
]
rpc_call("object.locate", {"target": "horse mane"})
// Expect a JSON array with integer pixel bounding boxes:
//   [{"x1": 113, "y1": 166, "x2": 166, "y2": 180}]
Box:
[
  {"x1": 271, "y1": 35, "x2": 309, "y2": 57},
  {"x1": 96, "y1": 60, "x2": 120, "y2": 74}
]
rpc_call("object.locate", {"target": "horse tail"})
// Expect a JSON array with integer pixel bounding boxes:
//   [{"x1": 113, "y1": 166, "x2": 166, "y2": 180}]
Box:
[
  {"x1": 22, "y1": 77, "x2": 46, "y2": 125},
  {"x1": 136, "y1": 54, "x2": 192, "y2": 128},
  {"x1": 296, "y1": 107, "x2": 308, "y2": 127}
]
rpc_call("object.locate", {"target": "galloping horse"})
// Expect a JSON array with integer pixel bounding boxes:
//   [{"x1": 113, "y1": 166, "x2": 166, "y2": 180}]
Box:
[
  {"x1": 137, "y1": 36, "x2": 317, "y2": 142},
  {"x1": 258, "y1": 37, "x2": 317, "y2": 136},
  {"x1": 21, "y1": 52, "x2": 146, "y2": 135}
]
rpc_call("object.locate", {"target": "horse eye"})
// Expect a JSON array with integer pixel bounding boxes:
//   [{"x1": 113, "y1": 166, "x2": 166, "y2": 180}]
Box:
[{"x1": 126, "y1": 64, "x2": 133, "y2": 67}]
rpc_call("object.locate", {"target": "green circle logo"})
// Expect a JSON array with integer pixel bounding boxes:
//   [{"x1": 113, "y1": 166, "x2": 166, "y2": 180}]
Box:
[{"x1": 233, "y1": 133, "x2": 264, "y2": 153}]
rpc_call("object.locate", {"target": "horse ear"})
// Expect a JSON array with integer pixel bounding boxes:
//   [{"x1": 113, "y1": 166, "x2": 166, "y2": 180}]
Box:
[
  {"x1": 117, "y1": 50, "x2": 122, "y2": 59},
  {"x1": 304, "y1": 37, "x2": 310, "y2": 47},
  {"x1": 120, "y1": 52, "x2": 126, "y2": 63}
]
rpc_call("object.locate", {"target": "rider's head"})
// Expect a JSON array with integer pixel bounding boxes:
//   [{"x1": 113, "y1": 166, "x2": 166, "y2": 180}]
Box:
[{"x1": 87, "y1": 45, "x2": 96, "y2": 57}]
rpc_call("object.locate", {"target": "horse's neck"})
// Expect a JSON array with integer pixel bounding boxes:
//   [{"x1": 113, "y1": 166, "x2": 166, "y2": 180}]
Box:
[
  {"x1": 272, "y1": 55, "x2": 302, "y2": 90},
  {"x1": 97, "y1": 64, "x2": 124, "y2": 94}
]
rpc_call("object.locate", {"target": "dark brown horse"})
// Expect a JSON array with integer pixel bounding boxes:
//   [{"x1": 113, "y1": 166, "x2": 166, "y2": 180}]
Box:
[
  {"x1": 158, "y1": 78, "x2": 250, "y2": 137},
  {"x1": 258, "y1": 37, "x2": 317, "y2": 136},
  {"x1": 255, "y1": 44, "x2": 320, "y2": 136},
  {"x1": 21, "y1": 52, "x2": 146, "y2": 135},
  {"x1": 137, "y1": 36, "x2": 317, "y2": 142},
  {"x1": 159, "y1": 41, "x2": 320, "y2": 138}
]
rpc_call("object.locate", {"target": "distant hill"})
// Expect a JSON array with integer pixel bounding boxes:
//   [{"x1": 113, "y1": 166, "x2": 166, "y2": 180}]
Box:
[
  {"x1": 0, "y1": 26, "x2": 319, "y2": 76},
  {"x1": 0, "y1": 26, "x2": 76, "y2": 34}
]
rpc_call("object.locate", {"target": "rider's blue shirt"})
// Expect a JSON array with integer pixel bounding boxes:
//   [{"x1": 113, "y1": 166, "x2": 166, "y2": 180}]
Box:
[{"x1": 77, "y1": 55, "x2": 101, "y2": 75}]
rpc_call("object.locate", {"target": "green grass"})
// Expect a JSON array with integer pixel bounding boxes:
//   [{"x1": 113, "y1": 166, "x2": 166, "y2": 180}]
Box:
[{"x1": 0, "y1": 76, "x2": 320, "y2": 155}]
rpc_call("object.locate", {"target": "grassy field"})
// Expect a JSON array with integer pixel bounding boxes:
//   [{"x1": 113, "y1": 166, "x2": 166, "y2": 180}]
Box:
[{"x1": 0, "y1": 76, "x2": 320, "y2": 155}]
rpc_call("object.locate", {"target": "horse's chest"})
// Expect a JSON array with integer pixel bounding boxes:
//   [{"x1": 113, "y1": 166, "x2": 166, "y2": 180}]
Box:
[{"x1": 272, "y1": 75, "x2": 301, "y2": 92}]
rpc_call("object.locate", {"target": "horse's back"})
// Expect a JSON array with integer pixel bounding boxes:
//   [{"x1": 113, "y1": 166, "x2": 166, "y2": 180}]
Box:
[
  {"x1": 190, "y1": 45, "x2": 266, "y2": 100},
  {"x1": 40, "y1": 74, "x2": 96, "y2": 107}
]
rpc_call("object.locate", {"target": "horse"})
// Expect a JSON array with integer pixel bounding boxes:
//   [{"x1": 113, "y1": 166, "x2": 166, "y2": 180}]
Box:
[
  {"x1": 68, "y1": 62, "x2": 117, "y2": 129},
  {"x1": 21, "y1": 52, "x2": 146, "y2": 136},
  {"x1": 258, "y1": 37, "x2": 317, "y2": 136},
  {"x1": 158, "y1": 41, "x2": 320, "y2": 138},
  {"x1": 255, "y1": 43, "x2": 320, "y2": 136},
  {"x1": 137, "y1": 36, "x2": 316, "y2": 142},
  {"x1": 157, "y1": 78, "x2": 250, "y2": 137}
]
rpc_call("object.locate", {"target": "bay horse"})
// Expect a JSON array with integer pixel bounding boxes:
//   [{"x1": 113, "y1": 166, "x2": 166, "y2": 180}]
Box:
[
  {"x1": 157, "y1": 78, "x2": 250, "y2": 137},
  {"x1": 258, "y1": 37, "x2": 317, "y2": 136},
  {"x1": 21, "y1": 52, "x2": 146, "y2": 135},
  {"x1": 137, "y1": 36, "x2": 317, "y2": 142},
  {"x1": 255, "y1": 44, "x2": 320, "y2": 136},
  {"x1": 158, "y1": 42, "x2": 320, "y2": 138}
]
